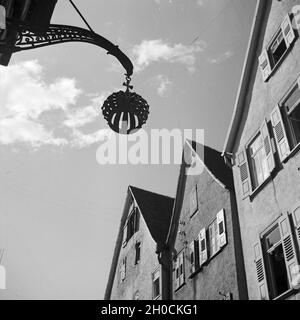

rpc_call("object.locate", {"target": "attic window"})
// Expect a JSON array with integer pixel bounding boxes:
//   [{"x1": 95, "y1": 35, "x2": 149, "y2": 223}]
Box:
[{"x1": 123, "y1": 204, "x2": 140, "y2": 246}]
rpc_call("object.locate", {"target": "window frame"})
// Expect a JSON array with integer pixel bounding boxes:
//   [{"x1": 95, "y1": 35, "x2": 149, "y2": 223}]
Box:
[
  {"x1": 152, "y1": 268, "x2": 161, "y2": 300},
  {"x1": 174, "y1": 251, "x2": 185, "y2": 292},
  {"x1": 247, "y1": 131, "x2": 270, "y2": 190},
  {"x1": 267, "y1": 26, "x2": 289, "y2": 70},
  {"x1": 279, "y1": 78, "x2": 300, "y2": 153},
  {"x1": 258, "y1": 214, "x2": 300, "y2": 300},
  {"x1": 189, "y1": 185, "x2": 198, "y2": 218},
  {"x1": 260, "y1": 13, "x2": 296, "y2": 82},
  {"x1": 134, "y1": 241, "x2": 141, "y2": 265},
  {"x1": 261, "y1": 222, "x2": 290, "y2": 300}
]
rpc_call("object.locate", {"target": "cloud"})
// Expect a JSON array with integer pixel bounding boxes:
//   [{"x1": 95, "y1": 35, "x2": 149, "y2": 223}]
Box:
[
  {"x1": 132, "y1": 39, "x2": 207, "y2": 73},
  {"x1": 207, "y1": 50, "x2": 234, "y2": 64},
  {"x1": 0, "y1": 60, "x2": 80, "y2": 147},
  {"x1": 70, "y1": 128, "x2": 112, "y2": 149},
  {"x1": 63, "y1": 95, "x2": 106, "y2": 129},
  {"x1": 156, "y1": 75, "x2": 172, "y2": 97},
  {"x1": 0, "y1": 60, "x2": 109, "y2": 149},
  {"x1": 0, "y1": 116, "x2": 67, "y2": 147}
]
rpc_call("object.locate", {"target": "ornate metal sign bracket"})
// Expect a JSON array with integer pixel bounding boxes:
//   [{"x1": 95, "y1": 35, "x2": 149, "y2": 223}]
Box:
[{"x1": 1, "y1": 20, "x2": 133, "y2": 76}]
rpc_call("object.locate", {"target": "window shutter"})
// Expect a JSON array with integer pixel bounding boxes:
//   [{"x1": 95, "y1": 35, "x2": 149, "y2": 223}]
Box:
[
  {"x1": 291, "y1": 203, "x2": 300, "y2": 251},
  {"x1": 253, "y1": 240, "x2": 269, "y2": 300},
  {"x1": 189, "y1": 242, "x2": 195, "y2": 274},
  {"x1": 278, "y1": 213, "x2": 298, "y2": 288},
  {"x1": 270, "y1": 104, "x2": 290, "y2": 162},
  {"x1": 199, "y1": 228, "x2": 207, "y2": 266},
  {"x1": 237, "y1": 149, "x2": 251, "y2": 198},
  {"x1": 174, "y1": 258, "x2": 179, "y2": 290},
  {"x1": 179, "y1": 253, "x2": 185, "y2": 286},
  {"x1": 260, "y1": 120, "x2": 276, "y2": 173},
  {"x1": 0, "y1": 5, "x2": 5, "y2": 29},
  {"x1": 258, "y1": 49, "x2": 271, "y2": 82},
  {"x1": 217, "y1": 209, "x2": 227, "y2": 248},
  {"x1": 281, "y1": 14, "x2": 296, "y2": 47},
  {"x1": 122, "y1": 224, "x2": 128, "y2": 247}
]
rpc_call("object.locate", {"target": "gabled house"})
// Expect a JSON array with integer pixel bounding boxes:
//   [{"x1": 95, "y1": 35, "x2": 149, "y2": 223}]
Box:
[
  {"x1": 104, "y1": 186, "x2": 174, "y2": 300},
  {"x1": 165, "y1": 140, "x2": 248, "y2": 300},
  {"x1": 223, "y1": 0, "x2": 300, "y2": 300}
]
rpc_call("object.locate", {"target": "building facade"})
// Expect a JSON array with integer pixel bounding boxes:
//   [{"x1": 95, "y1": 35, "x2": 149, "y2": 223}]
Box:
[
  {"x1": 105, "y1": 186, "x2": 174, "y2": 300},
  {"x1": 223, "y1": 0, "x2": 300, "y2": 300},
  {"x1": 166, "y1": 141, "x2": 248, "y2": 300}
]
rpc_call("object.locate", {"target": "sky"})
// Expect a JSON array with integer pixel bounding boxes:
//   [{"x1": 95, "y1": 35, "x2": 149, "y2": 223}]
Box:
[{"x1": 0, "y1": 0, "x2": 257, "y2": 299}]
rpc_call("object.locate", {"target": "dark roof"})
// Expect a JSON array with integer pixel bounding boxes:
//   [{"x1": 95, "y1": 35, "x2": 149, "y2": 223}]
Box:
[
  {"x1": 188, "y1": 140, "x2": 234, "y2": 190},
  {"x1": 129, "y1": 186, "x2": 174, "y2": 247}
]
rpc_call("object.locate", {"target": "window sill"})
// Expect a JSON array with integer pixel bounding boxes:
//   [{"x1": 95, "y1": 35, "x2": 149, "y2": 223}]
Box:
[
  {"x1": 265, "y1": 46, "x2": 292, "y2": 82},
  {"x1": 190, "y1": 210, "x2": 198, "y2": 219},
  {"x1": 189, "y1": 267, "x2": 201, "y2": 279},
  {"x1": 283, "y1": 143, "x2": 300, "y2": 163},
  {"x1": 174, "y1": 282, "x2": 186, "y2": 293},
  {"x1": 249, "y1": 175, "x2": 272, "y2": 201},
  {"x1": 273, "y1": 288, "x2": 299, "y2": 300}
]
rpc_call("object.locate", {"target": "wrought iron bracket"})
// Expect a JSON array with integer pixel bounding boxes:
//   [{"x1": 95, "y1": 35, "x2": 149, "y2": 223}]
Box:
[{"x1": 0, "y1": 20, "x2": 133, "y2": 76}]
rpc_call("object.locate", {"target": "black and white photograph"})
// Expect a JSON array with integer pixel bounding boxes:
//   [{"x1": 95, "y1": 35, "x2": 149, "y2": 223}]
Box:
[{"x1": 0, "y1": 0, "x2": 300, "y2": 310}]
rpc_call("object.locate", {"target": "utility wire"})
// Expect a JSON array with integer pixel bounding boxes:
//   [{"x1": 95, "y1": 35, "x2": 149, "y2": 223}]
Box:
[{"x1": 68, "y1": 0, "x2": 94, "y2": 33}]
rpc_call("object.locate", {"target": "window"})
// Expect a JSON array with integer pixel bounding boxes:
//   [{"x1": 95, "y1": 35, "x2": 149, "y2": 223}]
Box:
[
  {"x1": 259, "y1": 14, "x2": 296, "y2": 82},
  {"x1": 237, "y1": 121, "x2": 275, "y2": 198},
  {"x1": 269, "y1": 29, "x2": 287, "y2": 67},
  {"x1": 254, "y1": 214, "x2": 299, "y2": 300},
  {"x1": 152, "y1": 269, "x2": 160, "y2": 300},
  {"x1": 270, "y1": 78, "x2": 300, "y2": 163},
  {"x1": 135, "y1": 242, "x2": 141, "y2": 265},
  {"x1": 208, "y1": 210, "x2": 227, "y2": 258},
  {"x1": 189, "y1": 186, "x2": 198, "y2": 217},
  {"x1": 248, "y1": 133, "x2": 270, "y2": 190},
  {"x1": 120, "y1": 257, "x2": 126, "y2": 282},
  {"x1": 174, "y1": 252, "x2": 185, "y2": 290},
  {"x1": 123, "y1": 203, "x2": 140, "y2": 246},
  {"x1": 264, "y1": 225, "x2": 289, "y2": 298},
  {"x1": 189, "y1": 240, "x2": 199, "y2": 275},
  {"x1": 283, "y1": 81, "x2": 300, "y2": 149}
]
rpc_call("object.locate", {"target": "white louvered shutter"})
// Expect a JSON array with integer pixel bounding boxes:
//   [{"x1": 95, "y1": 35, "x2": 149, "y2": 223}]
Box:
[
  {"x1": 281, "y1": 14, "x2": 296, "y2": 47},
  {"x1": 253, "y1": 241, "x2": 269, "y2": 300},
  {"x1": 271, "y1": 105, "x2": 290, "y2": 162},
  {"x1": 291, "y1": 203, "x2": 300, "y2": 251},
  {"x1": 278, "y1": 214, "x2": 299, "y2": 288},
  {"x1": 189, "y1": 242, "x2": 195, "y2": 274},
  {"x1": 237, "y1": 150, "x2": 251, "y2": 198},
  {"x1": 217, "y1": 209, "x2": 227, "y2": 248},
  {"x1": 260, "y1": 120, "x2": 276, "y2": 173},
  {"x1": 199, "y1": 228, "x2": 207, "y2": 266},
  {"x1": 258, "y1": 49, "x2": 271, "y2": 82}
]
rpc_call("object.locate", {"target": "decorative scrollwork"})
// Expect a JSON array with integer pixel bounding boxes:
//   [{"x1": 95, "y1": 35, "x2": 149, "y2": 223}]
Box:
[{"x1": 10, "y1": 23, "x2": 133, "y2": 76}]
